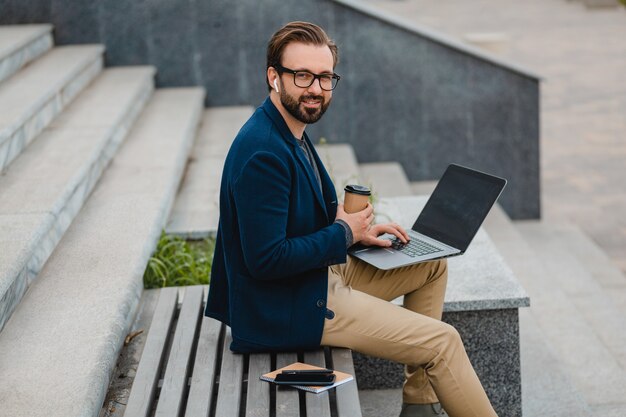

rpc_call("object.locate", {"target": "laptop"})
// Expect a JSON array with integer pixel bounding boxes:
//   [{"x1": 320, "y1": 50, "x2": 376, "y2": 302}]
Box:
[{"x1": 348, "y1": 164, "x2": 506, "y2": 270}]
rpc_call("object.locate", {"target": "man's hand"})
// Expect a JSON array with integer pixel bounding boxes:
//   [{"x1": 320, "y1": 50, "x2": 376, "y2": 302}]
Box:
[
  {"x1": 335, "y1": 204, "x2": 410, "y2": 247},
  {"x1": 335, "y1": 203, "x2": 375, "y2": 243},
  {"x1": 360, "y1": 223, "x2": 410, "y2": 247}
]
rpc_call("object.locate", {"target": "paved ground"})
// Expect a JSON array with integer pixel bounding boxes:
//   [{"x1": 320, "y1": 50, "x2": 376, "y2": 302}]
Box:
[
  {"x1": 357, "y1": 1, "x2": 626, "y2": 415},
  {"x1": 366, "y1": 0, "x2": 626, "y2": 273}
]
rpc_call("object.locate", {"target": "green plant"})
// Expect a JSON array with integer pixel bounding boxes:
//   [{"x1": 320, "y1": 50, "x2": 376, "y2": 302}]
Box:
[{"x1": 143, "y1": 232, "x2": 215, "y2": 289}]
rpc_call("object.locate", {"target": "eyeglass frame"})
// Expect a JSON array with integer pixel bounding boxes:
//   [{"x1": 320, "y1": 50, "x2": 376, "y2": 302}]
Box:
[{"x1": 274, "y1": 64, "x2": 341, "y2": 91}]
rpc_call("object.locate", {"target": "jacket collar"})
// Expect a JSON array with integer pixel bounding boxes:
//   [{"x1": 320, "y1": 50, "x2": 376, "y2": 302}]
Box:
[
  {"x1": 262, "y1": 97, "x2": 299, "y2": 147},
  {"x1": 261, "y1": 97, "x2": 329, "y2": 220}
]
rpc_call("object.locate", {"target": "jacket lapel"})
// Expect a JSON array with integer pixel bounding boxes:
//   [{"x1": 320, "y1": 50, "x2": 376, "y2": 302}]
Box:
[
  {"x1": 262, "y1": 98, "x2": 329, "y2": 221},
  {"x1": 305, "y1": 135, "x2": 339, "y2": 220}
]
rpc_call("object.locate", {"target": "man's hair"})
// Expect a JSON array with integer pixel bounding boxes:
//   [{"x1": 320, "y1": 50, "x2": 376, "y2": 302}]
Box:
[{"x1": 266, "y1": 21, "x2": 339, "y2": 91}]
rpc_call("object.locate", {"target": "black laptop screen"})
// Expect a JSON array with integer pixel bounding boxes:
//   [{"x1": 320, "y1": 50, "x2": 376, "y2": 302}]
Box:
[{"x1": 412, "y1": 164, "x2": 506, "y2": 252}]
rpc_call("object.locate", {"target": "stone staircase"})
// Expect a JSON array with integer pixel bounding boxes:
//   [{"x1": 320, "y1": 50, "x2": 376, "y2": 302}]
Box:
[
  {"x1": 493, "y1": 217, "x2": 626, "y2": 416},
  {"x1": 1, "y1": 23, "x2": 624, "y2": 417},
  {"x1": 0, "y1": 24, "x2": 206, "y2": 417}
]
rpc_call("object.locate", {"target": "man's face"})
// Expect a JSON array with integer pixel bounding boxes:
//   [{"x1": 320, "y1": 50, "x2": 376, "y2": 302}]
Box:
[{"x1": 277, "y1": 42, "x2": 334, "y2": 125}]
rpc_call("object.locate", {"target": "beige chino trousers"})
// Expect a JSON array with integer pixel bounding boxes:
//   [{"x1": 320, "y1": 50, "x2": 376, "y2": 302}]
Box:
[{"x1": 321, "y1": 256, "x2": 497, "y2": 417}]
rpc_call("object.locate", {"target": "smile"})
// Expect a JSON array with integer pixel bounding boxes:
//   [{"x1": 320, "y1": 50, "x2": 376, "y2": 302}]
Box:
[{"x1": 301, "y1": 98, "x2": 322, "y2": 108}]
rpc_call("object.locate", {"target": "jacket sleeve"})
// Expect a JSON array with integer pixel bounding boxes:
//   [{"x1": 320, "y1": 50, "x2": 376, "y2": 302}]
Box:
[{"x1": 233, "y1": 151, "x2": 347, "y2": 280}]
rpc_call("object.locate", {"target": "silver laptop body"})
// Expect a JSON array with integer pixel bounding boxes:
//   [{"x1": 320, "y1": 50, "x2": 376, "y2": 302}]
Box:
[{"x1": 348, "y1": 164, "x2": 507, "y2": 270}]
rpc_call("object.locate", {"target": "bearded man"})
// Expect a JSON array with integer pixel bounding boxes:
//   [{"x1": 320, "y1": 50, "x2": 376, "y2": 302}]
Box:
[{"x1": 205, "y1": 21, "x2": 498, "y2": 417}]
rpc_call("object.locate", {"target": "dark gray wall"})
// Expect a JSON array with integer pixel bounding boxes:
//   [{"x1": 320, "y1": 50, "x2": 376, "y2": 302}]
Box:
[{"x1": 0, "y1": 0, "x2": 541, "y2": 219}]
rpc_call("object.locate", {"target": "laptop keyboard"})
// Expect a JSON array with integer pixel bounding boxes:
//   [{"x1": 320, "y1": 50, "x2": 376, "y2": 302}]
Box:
[{"x1": 390, "y1": 237, "x2": 443, "y2": 258}]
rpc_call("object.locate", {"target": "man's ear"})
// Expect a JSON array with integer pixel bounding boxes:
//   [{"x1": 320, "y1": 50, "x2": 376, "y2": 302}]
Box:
[{"x1": 267, "y1": 67, "x2": 279, "y2": 92}]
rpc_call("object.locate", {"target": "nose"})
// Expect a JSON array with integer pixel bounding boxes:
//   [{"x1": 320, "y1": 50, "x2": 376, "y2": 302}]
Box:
[{"x1": 307, "y1": 78, "x2": 323, "y2": 95}]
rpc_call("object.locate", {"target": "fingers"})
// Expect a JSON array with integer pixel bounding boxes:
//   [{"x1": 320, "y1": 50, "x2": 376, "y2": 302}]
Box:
[
  {"x1": 395, "y1": 223, "x2": 410, "y2": 241},
  {"x1": 362, "y1": 233, "x2": 393, "y2": 247},
  {"x1": 377, "y1": 223, "x2": 409, "y2": 243},
  {"x1": 337, "y1": 202, "x2": 376, "y2": 243}
]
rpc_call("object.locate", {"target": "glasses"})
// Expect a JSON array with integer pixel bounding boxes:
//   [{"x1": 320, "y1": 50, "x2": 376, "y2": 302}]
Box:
[{"x1": 275, "y1": 65, "x2": 341, "y2": 91}]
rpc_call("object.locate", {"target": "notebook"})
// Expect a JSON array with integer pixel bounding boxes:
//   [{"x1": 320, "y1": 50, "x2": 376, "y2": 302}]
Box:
[
  {"x1": 260, "y1": 362, "x2": 354, "y2": 394},
  {"x1": 348, "y1": 164, "x2": 506, "y2": 270}
]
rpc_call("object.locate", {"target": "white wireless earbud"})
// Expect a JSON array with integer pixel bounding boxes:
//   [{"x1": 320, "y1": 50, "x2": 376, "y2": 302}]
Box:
[{"x1": 273, "y1": 79, "x2": 279, "y2": 93}]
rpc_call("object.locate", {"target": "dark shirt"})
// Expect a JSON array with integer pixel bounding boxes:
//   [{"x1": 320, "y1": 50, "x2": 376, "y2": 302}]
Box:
[{"x1": 296, "y1": 137, "x2": 353, "y2": 247}]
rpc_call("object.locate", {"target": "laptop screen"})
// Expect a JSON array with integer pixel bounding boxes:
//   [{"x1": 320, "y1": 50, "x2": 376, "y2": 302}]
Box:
[{"x1": 412, "y1": 164, "x2": 506, "y2": 252}]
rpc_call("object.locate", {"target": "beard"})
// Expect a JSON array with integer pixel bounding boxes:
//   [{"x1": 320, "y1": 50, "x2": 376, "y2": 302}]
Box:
[{"x1": 280, "y1": 87, "x2": 331, "y2": 125}]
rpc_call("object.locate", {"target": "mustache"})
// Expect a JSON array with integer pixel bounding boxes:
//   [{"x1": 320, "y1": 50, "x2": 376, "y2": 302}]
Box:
[{"x1": 300, "y1": 94, "x2": 324, "y2": 102}]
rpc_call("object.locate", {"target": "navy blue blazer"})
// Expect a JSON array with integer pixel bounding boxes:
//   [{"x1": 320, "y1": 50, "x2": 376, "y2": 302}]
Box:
[{"x1": 204, "y1": 97, "x2": 347, "y2": 353}]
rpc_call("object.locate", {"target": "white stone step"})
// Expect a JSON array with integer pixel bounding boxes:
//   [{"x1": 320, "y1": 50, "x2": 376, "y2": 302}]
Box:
[
  {"x1": 0, "y1": 67, "x2": 155, "y2": 331},
  {"x1": 0, "y1": 44, "x2": 103, "y2": 171},
  {"x1": 317, "y1": 143, "x2": 361, "y2": 201},
  {"x1": 410, "y1": 180, "x2": 437, "y2": 196},
  {"x1": 546, "y1": 221, "x2": 626, "y2": 307},
  {"x1": 518, "y1": 308, "x2": 591, "y2": 417},
  {"x1": 0, "y1": 87, "x2": 205, "y2": 417},
  {"x1": 359, "y1": 162, "x2": 413, "y2": 198},
  {"x1": 517, "y1": 221, "x2": 626, "y2": 372},
  {"x1": 483, "y1": 207, "x2": 592, "y2": 416},
  {"x1": 483, "y1": 207, "x2": 626, "y2": 413},
  {"x1": 166, "y1": 106, "x2": 253, "y2": 238},
  {"x1": 0, "y1": 24, "x2": 53, "y2": 84}
]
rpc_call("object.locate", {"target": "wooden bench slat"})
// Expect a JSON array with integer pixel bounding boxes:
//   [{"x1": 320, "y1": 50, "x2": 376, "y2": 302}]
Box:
[
  {"x1": 116, "y1": 288, "x2": 363, "y2": 417},
  {"x1": 215, "y1": 327, "x2": 244, "y2": 417},
  {"x1": 184, "y1": 316, "x2": 223, "y2": 417},
  {"x1": 304, "y1": 350, "x2": 331, "y2": 417},
  {"x1": 275, "y1": 352, "x2": 300, "y2": 417},
  {"x1": 332, "y1": 348, "x2": 363, "y2": 417},
  {"x1": 101, "y1": 289, "x2": 161, "y2": 417},
  {"x1": 124, "y1": 287, "x2": 179, "y2": 417},
  {"x1": 245, "y1": 353, "x2": 272, "y2": 417},
  {"x1": 154, "y1": 285, "x2": 205, "y2": 417}
]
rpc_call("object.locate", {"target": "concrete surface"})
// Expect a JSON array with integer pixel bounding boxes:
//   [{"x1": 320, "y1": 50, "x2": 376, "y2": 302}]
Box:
[
  {"x1": 0, "y1": 24, "x2": 52, "y2": 83},
  {"x1": 0, "y1": 45, "x2": 103, "y2": 171},
  {"x1": 0, "y1": 88, "x2": 204, "y2": 417},
  {"x1": 0, "y1": 67, "x2": 155, "y2": 331}
]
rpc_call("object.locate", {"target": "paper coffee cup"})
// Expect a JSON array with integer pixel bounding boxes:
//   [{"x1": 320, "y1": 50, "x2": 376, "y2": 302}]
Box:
[{"x1": 344, "y1": 185, "x2": 371, "y2": 213}]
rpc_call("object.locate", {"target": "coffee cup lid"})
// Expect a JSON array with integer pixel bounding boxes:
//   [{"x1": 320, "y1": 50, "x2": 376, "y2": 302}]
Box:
[{"x1": 344, "y1": 184, "x2": 371, "y2": 196}]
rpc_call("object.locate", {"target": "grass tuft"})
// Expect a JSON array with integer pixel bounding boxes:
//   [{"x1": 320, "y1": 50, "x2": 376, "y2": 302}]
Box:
[{"x1": 143, "y1": 232, "x2": 215, "y2": 289}]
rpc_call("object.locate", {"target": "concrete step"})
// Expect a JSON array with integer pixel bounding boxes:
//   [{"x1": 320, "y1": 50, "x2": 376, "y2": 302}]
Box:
[
  {"x1": 0, "y1": 67, "x2": 155, "y2": 331},
  {"x1": 0, "y1": 87, "x2": 205, "y2": 417},
  {"x1": 317, "y1": 143, "x2": 361, "y2": 201},
  {"x1": 546, "y1": 221, "x2": 626, "y2": 311},
  {"x1": 0, "y1": 24, "x2": 53, "y2": 84},
  {"x1": 517, "y1": 221, "x2": 626, "y2": 372},
  {"x1": 582, "y1": 0, "x2": 621, "y2": 8},
  {"x1": 359, "y1": 162, "x2": 413, "y2": 198},
  {"x1": 483, "y1": 207, "x2": 592, "y2": 417},
  {"x1": 483, "y1": 206, "x2": 626, "y2": 414},
  {"x1": 0, "y1": 45, "x2": 104, "y2": 171},
  {"x1": 518, "y1": 308, "x2": 591, "y2": 417},
  {"x1": 166, "y1": 106, "x2": 253, "y2": 238},
  {"x1": 410, "y1": 180, "x2": 437, "y2": 196}
]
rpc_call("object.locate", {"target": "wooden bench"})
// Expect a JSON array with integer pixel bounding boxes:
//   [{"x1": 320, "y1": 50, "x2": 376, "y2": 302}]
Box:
[{"x1": 101, "y1": 285, "x2": 362, "y2": 417}]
